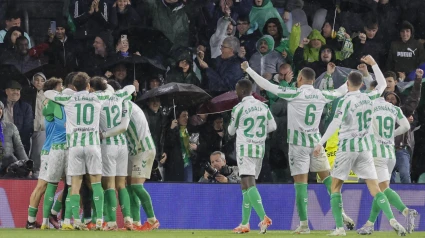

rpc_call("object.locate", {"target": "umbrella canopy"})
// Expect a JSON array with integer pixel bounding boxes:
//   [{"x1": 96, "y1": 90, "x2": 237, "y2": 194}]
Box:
[
  {"x1": 197, "y1": 91, "x2": 267, "y2": 115},
  {"x1": 0, "y1": 64, "x2": 31, "y2": 90},
  {"x1": 23, "y1": 63, "x2": 59, "y2": 79},
  {"x1": 137, "y1": 83, "x2": 211, "y2": 108},
  {"x1": 103, "y1": 55, "x2": 166, "y2": 71}
]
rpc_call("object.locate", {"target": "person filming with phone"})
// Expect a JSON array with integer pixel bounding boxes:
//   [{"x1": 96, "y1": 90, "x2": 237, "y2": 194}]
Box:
[{"x1": 199, "y1": 151, "x2": 240, "y2": 183}]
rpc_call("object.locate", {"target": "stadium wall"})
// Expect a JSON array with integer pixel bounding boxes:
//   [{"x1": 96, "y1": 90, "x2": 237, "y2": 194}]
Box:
[{"x1": 0, "y1": 180, "x2": 424, "y2": 231}]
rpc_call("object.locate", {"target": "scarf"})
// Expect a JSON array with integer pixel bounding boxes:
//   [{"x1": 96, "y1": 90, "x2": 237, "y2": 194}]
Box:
[{"x1": 179, "y1": 126, "x2": 190, "y2": 167}]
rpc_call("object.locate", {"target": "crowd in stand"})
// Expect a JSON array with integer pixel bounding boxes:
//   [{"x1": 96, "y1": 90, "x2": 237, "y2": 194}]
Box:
[{"x1": 0, "y1": 0, "x2": 425, "y2": 184}]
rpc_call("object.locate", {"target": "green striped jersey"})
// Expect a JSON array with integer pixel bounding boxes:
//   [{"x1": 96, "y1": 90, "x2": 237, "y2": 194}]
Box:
[
  {"x1": 98, "y1": 86, "x2": 134, "y2": 146},
  {"x1": 371, "y1": 97, "x2": 405, "y2": 159},
  {"x1": 123, "y1": 100, "x2": 155, "y2": 156},
  {"x1": 334, "y1": 89, "x2": 382, "y2": 152},
  {"x1": 278, "y1": 85, "x2": 343, "y2": 148},
  {"x1": 44, "y1": 90, "x2": 102, "y2": 148},
  {"x1": 228, "y1": 96, "x2": 276, "y2": 159}
]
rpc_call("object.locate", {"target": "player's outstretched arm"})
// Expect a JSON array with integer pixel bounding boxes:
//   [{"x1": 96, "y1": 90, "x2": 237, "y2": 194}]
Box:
[
  {"x1": 43, "y1": 90, "x2": 71, "y2": 105},
  {"x1": 242, "y1": 61, "x2": 286, "y2": 96},
  {"x1": 101, "y1": 100, "x2": 131, "y2": 139},
  {"x1": 362, "y1": 55, "x2": 387, "y2": 95},
  {"x1": 116, "y1": 85, "x2": 136, "y2": 98}
]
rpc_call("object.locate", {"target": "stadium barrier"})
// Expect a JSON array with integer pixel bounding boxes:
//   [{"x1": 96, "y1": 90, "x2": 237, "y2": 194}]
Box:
[{"x1": 0, "y1": 180, "x2": 423, "y2": 230}]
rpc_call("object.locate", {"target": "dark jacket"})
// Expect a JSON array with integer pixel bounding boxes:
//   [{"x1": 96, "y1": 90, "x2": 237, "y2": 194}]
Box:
[
  {"x1": 197, "y1": 122, "x2": 227, "y2": 164},
  {"x1": 20, "y1": 85, "x2": 38, "y2": 118},
  {"x1": 142, "y1": 106, "x2": 167, "y2": 161},
  {"x1": 269, "y1": 98, "x2": 289, "y2": 169},
  {"x1": 203, "y1": 55, "x2": 244, "y2": 92},
  {"x1": 110, "y1": 5, "x2": 142, "y2": 37},
  {"x1": 1, "y1": 99, "x2": 34, "y2": 155},
  {"x1": 79, "y1": 52, "x2": 111, "y2": 76},
  {"x1": 46, "y1": 35, "x2": 80, "y2": 78},
  {"x1": 271, "y1": 0, "x2": 304, "y2": 11},
  {"x1": 235, "y1": 30, "x2": 261, "y2": 61},
  {"x1": 70, "y1": 0, "x2": 110, "y2": 40},
  {"x1": 163, "y1": 125, "x2": 197, "y2": 181},
  {"x1": 386, "y1": 38, "x2": 425, "y2": 74},
  {"x1": 353, "y1": 34, "x2": 388, "y2": 69},
  {"x1": 0, "y1": 121, "x2": 29, "y2": 170},
  {"x1": 2, "y1": 53, "x2": 42, "y2": 74}
]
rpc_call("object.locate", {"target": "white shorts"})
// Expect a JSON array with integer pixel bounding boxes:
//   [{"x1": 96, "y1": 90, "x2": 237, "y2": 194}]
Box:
[
  {"x1": 331, "y1": 151, "x2": 378, "y2": 181},
  {"x1": 101, "y1": 144, "x2": 128, "y2": 177},
  {"x1": 128, "y1": 150, "x2": 156, "y2": 179},
  {"x1": 374, "y1": 157, "x2": 396, "y2": 183},
  {"x1": 288, "y1": 144, "x2": 330, "y2": 176},
  {"x1": 68, "y1": 146, "x2": 102, "y2": 176},
  {"x1": 39, "y1": 150, "x2": 71, "y2": 185},
  {"x1": 237, "y1": 156, "x2": 262, "y2": 179}
]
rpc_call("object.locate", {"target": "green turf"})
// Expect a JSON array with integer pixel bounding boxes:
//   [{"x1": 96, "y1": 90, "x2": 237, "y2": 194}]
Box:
[{"x1": 0, "y1": 229, "x2": 423, "y2": 238}]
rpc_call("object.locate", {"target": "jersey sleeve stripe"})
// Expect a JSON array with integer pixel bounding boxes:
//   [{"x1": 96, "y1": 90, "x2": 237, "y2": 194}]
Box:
[
  {"x1": 277, "y1": 92, "x2": 301, "y2": 99},
  {"x1": 235, "y1": 106, "x2": 244, "y2": 129}
]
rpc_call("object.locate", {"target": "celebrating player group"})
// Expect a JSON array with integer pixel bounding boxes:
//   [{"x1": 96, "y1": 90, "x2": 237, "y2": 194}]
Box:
[
  {"x1": 26, "y1": 72, "x2": 158, "y2": 231},
  {"x1": 239, "y1": 55, "x2": 420, "y2": 236}
]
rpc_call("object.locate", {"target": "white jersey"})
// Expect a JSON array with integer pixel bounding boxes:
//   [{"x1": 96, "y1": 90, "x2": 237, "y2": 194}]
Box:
[
  {"x1": 98, "y1": 85, "x2": 135, "y2": 146},
  {"x1": 228, "y1": 96, "x2": 277, "y2": 158},
  {"x1": 371, "y1": 98, "x2": 405, "y2": 159},
  {"x1": 333, "y1": 89, "x2": 381, "y2": 152},
  {"x1": 245, "y1": 67, "x2": 346, "y2": 148},
  {"x1": 45, "y1": 90, "x2": 102, "y2": 148},
  {"x1": 123, "y1": 100, "x2": 155, "y2": 156}
]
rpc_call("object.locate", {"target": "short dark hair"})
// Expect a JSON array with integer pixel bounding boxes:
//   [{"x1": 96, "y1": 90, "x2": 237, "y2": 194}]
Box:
[
  {"x1": 107, "y1": 80, "x2": 121, "y2": 91},
  {"x1": 43, "y1": 78, "x2": 63, "y2": 91},
  {"x1": 5, "y1": 8, "x2": 22, "y2": 21},
  {"x1": 370, "y1": 80, "x2": 378, "y2": 89},
  {"x1": 300, "y1": 67, "x2": 316, "y2": 81},
  {"x1": 64, "y1": 72, "x2": 77, "y2": 86},
  {"x1": 73, "y1": 72, "x2": 90, "y2": 91},
  {"x1": 15, "y1": 35, "x2": 27, "y2": 44},
  {"x1": 237, "y1": 79, "x2": 252, "y2": 92},
  {"x1": 384, "y1": 71, "x2": 398, "y2": 81},
  {"x1": 237, "y1": 15, "x2": 250, "y2": 23},
  {"x1": 347, "y1": 72, "x2": 363, "y2": 87},
  {"x1": 400, "y1": 20, "x2": 414, "y2": 34},
  {"x1": 364, "y1": 13, "x2": 378, "y2": 29},
  {"x1": 90, "y1": 76, "x2": 108, "y2": 91}
]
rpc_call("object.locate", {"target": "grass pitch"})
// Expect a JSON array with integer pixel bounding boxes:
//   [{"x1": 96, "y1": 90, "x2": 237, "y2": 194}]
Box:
[{"x1": 0, "y1": 229, "x2": 424, "y2": 238}]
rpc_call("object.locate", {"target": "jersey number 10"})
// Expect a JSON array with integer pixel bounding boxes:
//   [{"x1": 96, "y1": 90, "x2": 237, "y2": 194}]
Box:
[{"x1": 75, "y1": 104, "x2": 94, "y2": 125}]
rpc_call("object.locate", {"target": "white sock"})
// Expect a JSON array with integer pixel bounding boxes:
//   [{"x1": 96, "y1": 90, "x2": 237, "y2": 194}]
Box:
[
  {"x1": 51, "y1": 209, "x2": 58, "y2": 216},
  {"x1": 28, "y1": 216, "x2": 36, "y2": 223},
  {"x1": 74, "y1": 219, "x2": 82, "y2": 226},
  {"x1": 96, "y1": 218, "x2": 103, "y2": 226},
  {"x1": 148, "y1": 217, "x2": 157, "y2": 224},
  {"x1": 133, "y1": 221, "x2": 141, "y2": 226},
  {"x1": 64, "y1": 218, "x2": 71, "y2": 225},
  {"x1": 300, "y1": 220, "x2": 308, "y2": 227},
  {"x1": 366, "y1": 220, "x2": 374, "y2": 226},
  {"x1": 84, "y1": 218, "x2": 91, "y2": 225},
  {"x1": 402, "y1": 208, "x2": 409, "y2": 217},
  {"x1": 42, "y1": 218, "x2": 49, "y2": 226},
  {"x1": 107, "y1": 221, "x2": 117, "y2": 227},
  {"x1": 124, "y1": 216, "x2": 132, "y2": 223}
]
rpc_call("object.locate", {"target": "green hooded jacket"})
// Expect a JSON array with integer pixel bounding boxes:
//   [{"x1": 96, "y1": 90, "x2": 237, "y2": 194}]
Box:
[{"x1": 249, "y1": 0, "x2": 289, "y2": 37}]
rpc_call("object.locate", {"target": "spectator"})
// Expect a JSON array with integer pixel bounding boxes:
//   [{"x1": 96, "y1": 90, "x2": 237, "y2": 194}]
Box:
[
  {"x1": 107, "y1": 63, "x2": 141, "y2": 99},
  {"x1": 0, "y1": 101, "x2": 29, "y2": 176},
  {"x1": 249, "y1": 35, "x2": 285, "y2": 91},
  {"x1": 2, "y1": 36, "x2": 41, "y2": 74},
  {"x1": 262, "y1": 18, "x2": 290, "y2": 57},
  {"x1": 210, "y1": 14, "x2": 236, "y2": 59},
  {"x1": 271, "y1": 0, "x2": 304, "y2": 26},
  {"x1": 0, "y1": 8, "x2": 32, "y2": 48},
  {"x1": 197, "y1": 36, "x2": 244, "y2": 94},
  {"x1": 166, "y1": 50, "x2": 200, "y2": 86},
  {"x1": 249, "y1": 0, "x2": 288, "y2": 37},
  {"x1": 70, "y1": 0, "x2": 110, "y2": 41},
  {"x1": 198, "y1": 151, "x2": 240, "y2": 183},
  {"x1": 163, "y1": 109, "x2": 198, "y2": 182},
  {"x1": 0, "y1": 26, "x2": 24, "y2": 58},
  {"x1": 110, "y1": 0, "x2": 142, "y2": 38},
  {"x1": 45, "y1": 18, "x2": 80, "y2": 79},
  {"x1": 386, "y1": 21, "x2": 425, "y2": 76},
  {"x1": 20, "y1": 73, "x2": 47, "y2": 177},
  {"x1": 141, "y1": 96, "x2": 168, "y2": 180},
  {"x1": 79, "y1": 31, "x2": 114, "y2": 76},
  {"x1": 383, "y1": 71, "x2": 406, "y2": 104},
  {"x1": 1, "y1": 81, "x2": 33, "y2": 155},
  {"x1": 235, "y1": 15, "x2": 261, "y2": 61},
  {"x1": 265, "y1": 63, "x2": 294, "y2": 106},
  {"x1": 197, "y1": 114, "x2": 227, "y2": 168}
]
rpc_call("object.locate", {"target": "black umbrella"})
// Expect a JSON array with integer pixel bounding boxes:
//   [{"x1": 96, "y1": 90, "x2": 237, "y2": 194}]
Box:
[
  {"x1": 23, "y1": 63, "x2": 59, "y2": 79},
  {"x1": 0, "y1": 64, "x2": 30, "y2": 90},
  {"x1": 137, "y1": 83, "x2": 211, "y2": 118},
  {"x1": 103, "y1": 55, "x2": 166, "y2": 71}
]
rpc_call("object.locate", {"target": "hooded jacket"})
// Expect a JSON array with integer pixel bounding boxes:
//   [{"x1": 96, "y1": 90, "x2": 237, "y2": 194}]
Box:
[
  {"x1": 249, "y1": 35, "x2": 285, "y2": 78},
  {"x1": 166, "y1": 50, "x2": 200, "y2": 86},
  {"x1": 249, "y1": 0, "x2": 289, "y2": 37},
  {"x1": 210, "y1": 17, "x2": 236, "y2": 59},
  {"x1": 386, "y1": 22, "x2": 425, "y2": 74},
  {"x1": 79, "y1": 31, "x2": 115, "y2": 76}
]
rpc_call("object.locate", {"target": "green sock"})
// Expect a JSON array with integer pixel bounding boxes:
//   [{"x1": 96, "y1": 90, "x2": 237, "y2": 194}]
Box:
[
  {"x1": 375, "y1": 192, "x2": 395, "y2": 220},
  {"x1": 105, "y1": 189, "x2": 117, "y2": 222},
  {"x1": 118, "y1": 188, "x2": 131, "y2": 219},
  {"x1": 70, "y1": 194, "x2": 81, "y2": 220},
  {"x1": 246, "y1": 186, "x2": 266, "y2": 220},
  {"x1": 131, "y1": 184, "x2": 155, "y2": 218},
  {"x1": 64, "y1": 188, "x2": 72, "y2": 220},
  {"x1": 28, "y1": 206, "x2": 38, "y2": 222},
  {"x1": 241, "y1": 189, "x2": 251, "y2": 225},
  {"x1": 384, "y1": 188, "x2": 407, "y2": 213},
  {"x1": 102, "y1": 194, "x2": 109, "y2": 222},
  {"x1": 323, "y1": 176, "x2": 332, "y2": 195},
  {"x1": 331, "y1": 193, "x2": 344, "y2": 228},
  {"x1": 43, "y1": 183, "x2": 58, "y2": 219},
  {"x1": 91, "y1": 200, "x2": 97, "y2": 222},
  {"x1": 295, "y1": 183, "x2": 308, "y2": 222},
  {"x1": 91, "y1": 183, "x2": 104, "y2": 220},
  {"x1": 52, "y1": 198, "x2": 62, "y2": 215},
  {"x1": 368, "y1": 197, "x2": 381, "y2": 223},
  {"x1": 127, "y1": 185, "x2": 141, "y2": 222}
]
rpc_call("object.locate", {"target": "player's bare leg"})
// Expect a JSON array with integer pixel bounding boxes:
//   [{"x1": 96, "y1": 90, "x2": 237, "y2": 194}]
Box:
[
  {"x1": 317, "y1": 171, "x2": 355, "y2": 230},
  {"x1": 116, "y1": 176, "x2": 133, "y2": 230},
  {"x1": 129, "y1": 177, "x2": 159, "y2": 231},
  {"x1": 26, "y1": 179, "x2": 47, "y2": 229},
  {"x1": 291, "y1": 173, "x2": 310, "y2": 234}
]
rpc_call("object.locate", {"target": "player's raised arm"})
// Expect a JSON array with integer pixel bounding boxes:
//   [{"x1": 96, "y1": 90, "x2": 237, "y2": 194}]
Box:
[
  {"x1": 101, "y1": 100, "x2": 132, "y2": 139},
  {"x1": 116, "y1": 85, "x2": 136, "y2": 99},
  {"x1": 242, "y1": 61, "x2": 299, "y2": 100},
  {"x1": 362, "y1": 55, "x2": 387, "y2": 97},
  {"x1": 394, "y1": 107, "x2": 410, "y2": 137},
  {"x1": 44, "y1": 90, "x2": 72, "y2": 105}
]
